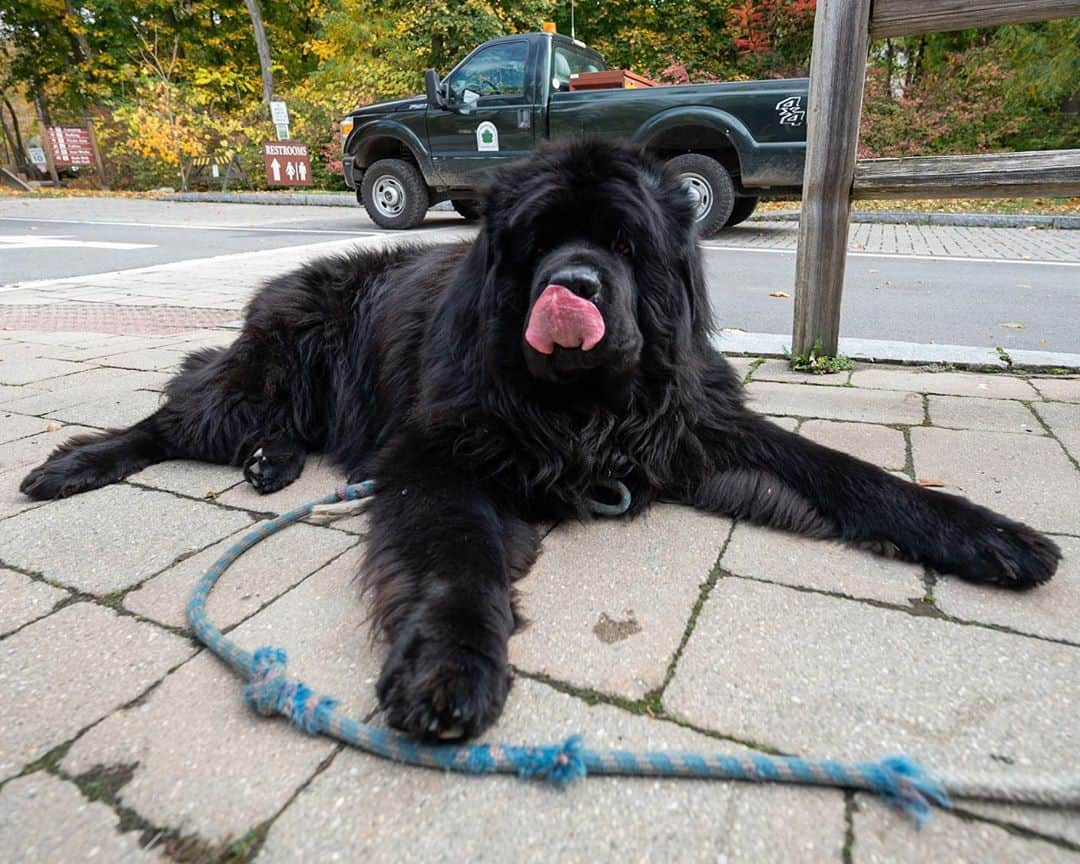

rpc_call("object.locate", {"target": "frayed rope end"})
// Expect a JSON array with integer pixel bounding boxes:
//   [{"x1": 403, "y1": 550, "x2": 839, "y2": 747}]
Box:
[
  {"x1": 875, "y1": 755, "x2": 951, "y2": 827},
  {"x1": 512, "y1": 735, "x2": 587, "y2": 788},
  {"x1": 244, "y1": 646, "x2": 338, "y2": 735}
]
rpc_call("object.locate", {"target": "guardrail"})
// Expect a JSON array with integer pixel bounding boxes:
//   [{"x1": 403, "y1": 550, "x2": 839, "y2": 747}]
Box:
[{"x1": 791, "y1": 0, "x2": 1080, "y2": 356}]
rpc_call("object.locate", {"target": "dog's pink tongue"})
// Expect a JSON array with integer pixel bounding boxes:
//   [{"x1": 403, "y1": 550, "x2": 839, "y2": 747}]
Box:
[{"x1": 525, "y1": 284, "x2": 605, "y2": 355}]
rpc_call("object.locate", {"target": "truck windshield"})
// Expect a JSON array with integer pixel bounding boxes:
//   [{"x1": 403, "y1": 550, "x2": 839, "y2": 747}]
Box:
[
  {"x1": 551, "y1": 45, "x2": 605, "y2": 92},
  {"x1": 448, "y1": 42, "x2": 528, "y2": 101}
]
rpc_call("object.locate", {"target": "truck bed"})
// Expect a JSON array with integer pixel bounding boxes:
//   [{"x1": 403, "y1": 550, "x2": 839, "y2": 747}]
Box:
[{"x1": 547, "y1": 78, "x2": 809, "y2": 189}]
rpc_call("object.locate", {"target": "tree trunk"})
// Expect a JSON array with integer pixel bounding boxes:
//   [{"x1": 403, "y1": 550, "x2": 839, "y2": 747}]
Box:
[
  {"x1": 243, "y1": 0, "x2": 275, "y2": 105},
  {"x1": 35, "y1": 94, "x2": 61, "y2": 185},
  {"x1": 63, "y1": 0, "x2": 92, "y2": 62},
  {"x1": 0, "y1": 114, "x2": 13, "y2": 165},
  {"x1": 884, "y1": 38, "x2": 894, "y2": 99},
  {"x1": 3, "y1": 95, "x2": 29, "y2": 172},
  {"x1": 907, "y1": 35, "x2": 926, "y2": 89}
]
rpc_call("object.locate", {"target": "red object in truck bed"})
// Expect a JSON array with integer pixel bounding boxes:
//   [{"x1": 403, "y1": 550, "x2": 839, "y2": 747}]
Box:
[{"x1": 568, "y1": 70, "x2": 658, "y2": 91}]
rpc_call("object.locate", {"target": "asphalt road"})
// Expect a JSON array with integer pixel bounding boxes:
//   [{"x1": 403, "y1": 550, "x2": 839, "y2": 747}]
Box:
[
  {"x1": 0, "y1": 197, "x2": 459, "y2": 281},
  {"x1": 1, "y1": 196, "x2": 1078, "y2": 353},
  {"x1": 701, "y1": 244, "x2": 1080, "y2": 353}
]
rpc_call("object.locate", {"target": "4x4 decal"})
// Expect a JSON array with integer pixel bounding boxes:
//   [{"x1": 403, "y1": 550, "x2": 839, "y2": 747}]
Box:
[{"x1": 776, "y1": 95, "x2": 806, "y2": 127}]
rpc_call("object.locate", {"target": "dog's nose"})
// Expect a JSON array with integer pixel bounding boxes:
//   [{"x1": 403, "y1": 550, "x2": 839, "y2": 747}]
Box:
[{"x1": 548, "y1": 266, "x2": 601, "y2": 301}]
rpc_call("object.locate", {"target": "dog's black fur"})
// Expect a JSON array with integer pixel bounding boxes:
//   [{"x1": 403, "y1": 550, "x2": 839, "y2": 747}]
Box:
[{"x1": 21, "y1": 138, "x2": 1060, "y2": 740}]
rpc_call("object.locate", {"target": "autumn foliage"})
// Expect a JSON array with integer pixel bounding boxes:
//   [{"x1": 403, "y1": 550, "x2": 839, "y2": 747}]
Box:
[
  {"x1": 728, "y1": 0, "x2": 815, "y2": 74},
  {"x1": 1, "y1": 2, "x2": 1075, "y2": 190}
]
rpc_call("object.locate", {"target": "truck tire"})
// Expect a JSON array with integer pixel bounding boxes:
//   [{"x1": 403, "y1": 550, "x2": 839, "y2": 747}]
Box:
[
  {"x1": 725, "y1": 196, "x2": 759, "y2": 228},
  {"x1": 361, "y1": 159, "x2": 430, "y2": 230},
  {"x1": 666, "y1": 154, "x2": 735, "y2": 237},
  {"x1": 451, "y1": 199, "x2": 482, "y2": 222}
]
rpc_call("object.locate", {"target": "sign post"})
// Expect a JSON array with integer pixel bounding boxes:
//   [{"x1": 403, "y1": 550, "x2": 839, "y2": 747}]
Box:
[
  {"x1": 270, "y1": 101, "x2": 290, "y2": 141},
  {"x1": 84, "y1": 118, "x2": 109, "y2": 190},
  {"x1": 263, "y1": 141, "x2": 312, "y2": 187},
  {"x1": 33, "y1": 97, "x2": 60, "y2": 185}
]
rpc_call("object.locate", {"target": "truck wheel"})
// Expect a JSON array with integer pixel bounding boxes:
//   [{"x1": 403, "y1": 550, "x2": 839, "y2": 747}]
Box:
[
  {"x1": 451, "y1": 199, "x2": 482, "y2": 221},
  {"x1": 361, "y1": 159, "x2": 430, "y2": 229},
  {"x1": 666, "y1": 154, "x2": 735, "y2": 237},
  {"x1": 725, "y1": 196, "x2": 759, "y2": 228}
]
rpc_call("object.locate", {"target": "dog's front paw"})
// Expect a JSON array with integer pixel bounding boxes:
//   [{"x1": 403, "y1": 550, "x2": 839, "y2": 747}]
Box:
[
  {"x1": 377, "y1": 622, "x2": 509, "y2": 741},
  {"x1": 957, "y1": 512, "x2": 1060, "y2": 589}
]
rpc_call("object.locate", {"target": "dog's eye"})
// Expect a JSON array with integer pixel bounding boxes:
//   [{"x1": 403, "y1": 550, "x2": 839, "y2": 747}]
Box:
[{"x1": 612, "y1": 237, "x2": 634, "y2": 257}]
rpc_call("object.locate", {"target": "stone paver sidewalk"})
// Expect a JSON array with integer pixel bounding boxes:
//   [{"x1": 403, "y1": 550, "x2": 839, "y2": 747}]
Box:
[{"x1": 1, "y1": 326, "x2": 1078, "y2": 862}]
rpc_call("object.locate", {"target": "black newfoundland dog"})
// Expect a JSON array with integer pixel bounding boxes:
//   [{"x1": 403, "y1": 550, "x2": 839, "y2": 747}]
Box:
[{"x1": 21, "y1": 138, "x2": 1059, "y2": 740}]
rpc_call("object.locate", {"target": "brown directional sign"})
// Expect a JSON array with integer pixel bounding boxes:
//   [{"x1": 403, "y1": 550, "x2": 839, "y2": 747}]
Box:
[
  {"x1": 263, "y1": 141, "x2": 312, "y2": 187},
  {"x1": 46, "y1": 126, "x2": 94, "y2": 167}
]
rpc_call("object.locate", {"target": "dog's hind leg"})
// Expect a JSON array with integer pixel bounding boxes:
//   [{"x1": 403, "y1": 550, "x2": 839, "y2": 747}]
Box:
[
  {"x1": 19, "y1": 412, "x2": 173, "y2": 500},
  {"x1": 682, "y1": 409, "x2": 1060, "y2": 589},
  {"x1": 242, "y1": 435, "x2": 306, "y2": 494},
  {"x1": 21, "y1": 343, "x2": 308, "y2": 500},
  {"x1": 159, "y1": 342, "x2": 312, "y2": 495}
]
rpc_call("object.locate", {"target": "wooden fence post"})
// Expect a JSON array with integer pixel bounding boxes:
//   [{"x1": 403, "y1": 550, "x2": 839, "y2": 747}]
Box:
[{"x1": 791, "y1": 0, "x2": 872, "y2": 356}]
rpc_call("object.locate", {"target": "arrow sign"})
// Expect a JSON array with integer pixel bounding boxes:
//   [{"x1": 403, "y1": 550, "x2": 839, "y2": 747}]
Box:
[{"x1": 263, "y1": 141, "x2": 312, "y2": 187}]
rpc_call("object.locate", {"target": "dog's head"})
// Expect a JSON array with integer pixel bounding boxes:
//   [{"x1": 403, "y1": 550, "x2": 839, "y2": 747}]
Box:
[{"x1": 477, "y1": 138, "x2": 710, "y2": 384}]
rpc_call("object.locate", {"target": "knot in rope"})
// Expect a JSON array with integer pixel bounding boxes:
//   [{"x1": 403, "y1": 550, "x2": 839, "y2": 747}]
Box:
[
  {"x1": 509, "y1": 735, "x2": 587, "y2": 788},
  {"x1": 244, "y1": 646, "x2": 337, "y2": 735},
  {"x1": 871, "y1": 756, "x2": 952, "y2": 827}
]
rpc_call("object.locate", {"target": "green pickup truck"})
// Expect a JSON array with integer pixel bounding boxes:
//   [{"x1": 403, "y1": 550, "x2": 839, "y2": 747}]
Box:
[{"x1": 341, "y1": 31, "x2": 808, "y2": 235}]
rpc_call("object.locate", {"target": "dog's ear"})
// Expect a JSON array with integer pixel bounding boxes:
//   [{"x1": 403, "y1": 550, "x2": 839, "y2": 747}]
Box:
[
  {"x1": 679, "y1": 240, "x2": 713, "y2": 338},
  {"x1": 648, "y1": 161, "x2": 711, "y2": 338}
]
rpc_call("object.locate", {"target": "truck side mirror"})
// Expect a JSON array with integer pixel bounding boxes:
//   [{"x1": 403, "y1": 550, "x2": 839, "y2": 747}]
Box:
[{"x1": 424, "y1": 69, "x2": 445, "y2": 109}]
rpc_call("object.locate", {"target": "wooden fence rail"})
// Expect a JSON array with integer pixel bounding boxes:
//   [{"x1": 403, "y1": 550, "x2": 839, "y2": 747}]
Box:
[
  {"x1": 854, "y1": 151, "x2": 1080, "y2": 200},
  {"x1": 791, "y1": 0, "x2": 1080, "y2": 356}
]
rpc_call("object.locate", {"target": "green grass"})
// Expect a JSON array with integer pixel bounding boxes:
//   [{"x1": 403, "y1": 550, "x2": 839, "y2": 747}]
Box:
[{"x1": 787, "y1": 339, "x2": 853, "y2": 375}]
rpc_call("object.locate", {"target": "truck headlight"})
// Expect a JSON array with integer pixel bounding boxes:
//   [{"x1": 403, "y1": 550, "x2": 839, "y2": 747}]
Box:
[{"x1": 340, "y1": 116, "x2": 354, "y2": 147}]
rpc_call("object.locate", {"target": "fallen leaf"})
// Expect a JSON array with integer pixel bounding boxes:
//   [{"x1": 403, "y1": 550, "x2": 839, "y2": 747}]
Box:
[
  {"x1": 1015, "y1": 283, "x2": 1032, "y2": 289},
  {"x1": 44, "y1": 421, "x2": 62, "y2": 432},
  {"x1": 769, "y1": 291, "x2": 790, "y2": 298},
  {"x1": 867, "y1": 268, "x2": 879, "y2": 274},
  {"x1": 917, "y1": 479, "x2": 945, "y2": 487},
  {"x1": 1000, "y1": 322, "x2": 1025, "y2": 329}
]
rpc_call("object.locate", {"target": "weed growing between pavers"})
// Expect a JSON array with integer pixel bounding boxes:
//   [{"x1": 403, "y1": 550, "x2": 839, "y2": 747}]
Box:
[{"x1": 787, "y1": 339, "x2": 854, "y2": 375}]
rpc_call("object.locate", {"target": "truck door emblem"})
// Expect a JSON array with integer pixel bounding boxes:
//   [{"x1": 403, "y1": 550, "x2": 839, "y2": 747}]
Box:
[
  {"x1": 775, "y1": 96, "x2": 805, "y2": 127},
  {"x1": 476, "y1": 122, "x2": 500, "y2": 152}
]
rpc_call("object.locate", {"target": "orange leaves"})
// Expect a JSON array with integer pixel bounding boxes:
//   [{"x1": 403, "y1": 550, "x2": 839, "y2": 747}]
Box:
[{"x1": 727, "y1": 0, "x2": 817, "y2": 58}]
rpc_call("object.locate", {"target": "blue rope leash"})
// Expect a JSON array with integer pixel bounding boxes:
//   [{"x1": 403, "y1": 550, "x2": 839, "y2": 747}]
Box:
[{"x1": 187, "y1": 480, "x2": 951, "y2": 825}]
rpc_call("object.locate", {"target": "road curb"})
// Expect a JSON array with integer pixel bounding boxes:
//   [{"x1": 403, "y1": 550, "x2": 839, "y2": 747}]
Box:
[
  {"x1": 750, "y1": 211, "x2": 1080, "y2": 229},
  {"x1": 714, "y1": 331, "x2": 1080, "y2": 372},
  {"x1": 158, "y1": 192, "x2": 1078, "y2": 228},
  {"x1": 163, "y1": 191, "x2": 357, "y2": 207},
  {"x1": 160, "y1": 192, "x2": 458, "y2": 212}
]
